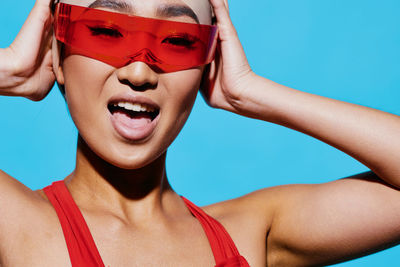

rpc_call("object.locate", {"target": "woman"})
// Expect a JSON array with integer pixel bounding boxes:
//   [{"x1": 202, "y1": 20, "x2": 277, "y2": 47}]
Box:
[{"x1": 0, "y1": 0, "x2": 399, "y2": 266}]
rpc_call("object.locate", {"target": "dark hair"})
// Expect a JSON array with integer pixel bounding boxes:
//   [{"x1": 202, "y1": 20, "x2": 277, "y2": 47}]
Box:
[
  {"x1": 50, "y1": 1, "x2": 66, "y2": 96},
  {"x1": 50, "y1": 0, "x2": 58, "y2": 13}
]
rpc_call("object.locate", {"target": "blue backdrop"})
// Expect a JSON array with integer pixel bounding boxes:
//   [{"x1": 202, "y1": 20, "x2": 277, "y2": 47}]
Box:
[{"x1": 1, "y1": 0, "x2": 399, "y2": 266}]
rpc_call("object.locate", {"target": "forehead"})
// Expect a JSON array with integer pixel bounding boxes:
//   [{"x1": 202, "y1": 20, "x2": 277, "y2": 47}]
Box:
[{"x1": 61, "y1": 0, "x2": 212, "y2": 24}]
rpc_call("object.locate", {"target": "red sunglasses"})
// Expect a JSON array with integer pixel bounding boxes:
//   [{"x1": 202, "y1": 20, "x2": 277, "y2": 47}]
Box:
[{"x1": 54, "y1": 3, "x2": 219, "y2": 73}]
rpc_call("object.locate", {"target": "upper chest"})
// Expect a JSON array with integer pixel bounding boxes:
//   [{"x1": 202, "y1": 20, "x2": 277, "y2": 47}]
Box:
[{"x1": 0, "y1": 194, "x2": 268, "y2": 267}]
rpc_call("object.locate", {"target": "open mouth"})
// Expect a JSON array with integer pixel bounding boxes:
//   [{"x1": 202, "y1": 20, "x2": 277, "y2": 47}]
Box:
[
  {"x1": 107, "y1": 101, "x2": 160, "y2": 121},
  {"x1": 107, "y1": 96, "x2": 161, "y2": 140}
]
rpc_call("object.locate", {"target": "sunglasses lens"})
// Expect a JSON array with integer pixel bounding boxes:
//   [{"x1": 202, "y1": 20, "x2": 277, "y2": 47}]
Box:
[{"x1": 54, "y1": 3, "x2": 218, "y2": 72}]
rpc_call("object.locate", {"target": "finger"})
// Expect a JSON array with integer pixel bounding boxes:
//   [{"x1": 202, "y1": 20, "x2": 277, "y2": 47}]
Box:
[
  {"x1": 223, "y1": 0, "x2": 229, "y2": 10},
  {"x1": 209, "y1": 0, "x2": 231, "y2": 26},
  {"x1": 209, "y1": 0, "x2": 248, "y2": 65},
  {"x1": 9, "y1": 0, "x2": 53, "y2": 71},
  {"x1": 34, "y1": 48, "x2": 56, "y2": 99},
  {"x1": 209, "y1": 0, "x2": 236, "y2": 41},
  {"x1": 22, "y1": 48, "x2": 55, "y2": 101}
]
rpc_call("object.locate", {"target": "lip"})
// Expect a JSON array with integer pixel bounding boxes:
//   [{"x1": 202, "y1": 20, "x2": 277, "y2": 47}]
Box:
[{"x1": 107, "y1": 93, "x2": 161, "y2": 142}]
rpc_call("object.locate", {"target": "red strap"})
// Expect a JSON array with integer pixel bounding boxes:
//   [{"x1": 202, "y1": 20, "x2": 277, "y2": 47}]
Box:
[
  {"x1": 180, "y1": 196, "x2": 250, "y2": 267},
  {"x1": 215, "y1": 256, "x2": 250, "y2": 267},
  {"x1": 43, "y1": 180, "x2": 249, "y2": 267},
  {"x1": 43, "y1": 181, "x2": 105, "y2": 267}
]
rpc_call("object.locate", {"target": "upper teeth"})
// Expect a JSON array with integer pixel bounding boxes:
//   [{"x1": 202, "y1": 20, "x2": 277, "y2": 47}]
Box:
[{"x1": 113, "y1": 102, "x2": 156, "y2": 113}]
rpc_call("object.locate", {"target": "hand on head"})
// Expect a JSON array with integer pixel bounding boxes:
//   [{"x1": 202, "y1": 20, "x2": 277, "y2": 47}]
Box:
[
  {"x1": 0, "y1": 0, "x2": 254, "y2": 108},
  {"x1": 200, "y1": 0, "x2": 255, "y2": 114},
  {"x1": 0, "y1": 0, "x2": 55, "y2": 101}
]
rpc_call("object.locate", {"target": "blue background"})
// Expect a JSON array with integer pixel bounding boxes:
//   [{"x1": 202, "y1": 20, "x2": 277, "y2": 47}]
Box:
[{"x1": 1, "y1": 0, "x2": 399, "y2": 266}]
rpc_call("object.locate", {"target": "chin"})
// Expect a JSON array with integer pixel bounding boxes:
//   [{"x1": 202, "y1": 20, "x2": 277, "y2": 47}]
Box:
[
  {"x1": 77, "y1": 132, "x2": 167, "y2": 171},
  {"x1": 104, "y1": 150, "x2": 166, "y2": 170}
]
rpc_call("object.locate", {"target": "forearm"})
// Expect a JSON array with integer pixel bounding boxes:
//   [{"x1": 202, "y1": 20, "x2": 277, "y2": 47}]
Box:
[
  {"x1": 0, "y1": 48, "x2": 12, "y2": 90},
  {"x1": 236, "y1": 74, "x2": 400, "y2": 186},
  {"x1": 0, "y1": 48, "x2": 22, "y2": 93}
]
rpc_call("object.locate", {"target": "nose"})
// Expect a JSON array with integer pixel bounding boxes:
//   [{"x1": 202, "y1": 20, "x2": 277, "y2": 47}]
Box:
[{"x1": 116, "y1": 61, "x2": 159, "y2": 91}]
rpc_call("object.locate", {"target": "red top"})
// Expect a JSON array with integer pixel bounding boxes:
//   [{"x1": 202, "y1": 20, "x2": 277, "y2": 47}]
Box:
[{"x1": 43, "y1": 180, "x2": 250, "y2": 267}]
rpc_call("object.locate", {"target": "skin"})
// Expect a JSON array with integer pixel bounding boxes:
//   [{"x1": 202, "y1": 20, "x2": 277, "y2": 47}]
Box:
[{"x1": 1, "y1": 0, "x2": 400, "y2": 266}]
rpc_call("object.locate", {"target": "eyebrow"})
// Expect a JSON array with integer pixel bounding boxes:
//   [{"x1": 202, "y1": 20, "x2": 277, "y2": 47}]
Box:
[
  {"x1": 89, "y1": 0, "x2": 133, "y2": 13},
  {"x1": 89, "y1": 0, "x2": 200, "y2": 24},
  {"x1": 156, "y1": 4, "x2": 199, "y2": 24}
]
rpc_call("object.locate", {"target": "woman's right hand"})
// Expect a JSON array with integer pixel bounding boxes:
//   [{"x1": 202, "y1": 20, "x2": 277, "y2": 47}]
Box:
[{"x1": 0, "y1": 0, "x2": 55, "y2": 101}]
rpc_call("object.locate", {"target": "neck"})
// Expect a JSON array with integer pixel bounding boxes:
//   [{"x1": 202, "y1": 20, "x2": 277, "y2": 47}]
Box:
[{"x1": 65, "y1": 135, "x2": 177, "y2": 223}]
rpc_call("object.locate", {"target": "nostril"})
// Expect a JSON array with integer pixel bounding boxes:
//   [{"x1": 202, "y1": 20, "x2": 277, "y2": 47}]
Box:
[
  {"x1": 119, "y1": 79, "x2": 158, "y2": 91},
  {"x1": 115, "y1": 60, "x2": 160, "y2": 87}
]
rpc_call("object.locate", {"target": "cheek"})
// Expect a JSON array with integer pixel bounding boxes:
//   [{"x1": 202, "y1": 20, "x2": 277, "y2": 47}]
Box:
[
  {"x1": 63, "y1": 55, "x2": 111, "y2": 96},
  {"x1": 61, "y1": 56, "x2": 117, "y2": 157},
  {"x1": 62, "y1": 56, "x2": 112, "y2": 120},
  {"x1": 158, "y1": 68, "x2": 203, "y2": 145},
  {"x1": 163, "y1": 69, "x2": 202, "y2": 109}
]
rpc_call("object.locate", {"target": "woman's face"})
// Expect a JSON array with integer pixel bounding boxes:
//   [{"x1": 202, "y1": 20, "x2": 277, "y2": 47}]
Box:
[{"x1": 55, "y1": 0, "x2": 213, "y2": 169}]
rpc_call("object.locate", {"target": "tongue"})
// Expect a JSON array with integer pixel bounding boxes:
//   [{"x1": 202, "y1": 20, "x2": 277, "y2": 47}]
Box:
[{"x1": 113, "y1": 111, "x2": 152, "y2": 128}]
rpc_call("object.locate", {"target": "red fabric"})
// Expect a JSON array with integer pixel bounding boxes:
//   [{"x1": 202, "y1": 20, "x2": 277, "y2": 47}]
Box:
[{"x1": 43, "y1": 180, "x2": 250, "y2": 267}]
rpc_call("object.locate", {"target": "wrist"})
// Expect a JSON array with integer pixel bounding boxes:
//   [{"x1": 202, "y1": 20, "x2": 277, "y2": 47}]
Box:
[
  {"x1": 228, "y1": 73, "x2": 275, "y2": 120},
  {"x1": 225, "y1": 71, "x2": 258, "y2": 113},
  {"x1": 233, "y1": 74, "x2": 303, "y2": 125}
]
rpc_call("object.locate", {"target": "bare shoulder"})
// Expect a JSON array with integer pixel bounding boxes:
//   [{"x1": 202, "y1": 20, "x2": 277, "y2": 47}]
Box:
[
  {"x1": 0, "y1": 172, "x2": 70, "y2": 266},
  {"x1": 199, "y1": 183, "x2": 317, "y2": 241},
  {"x1": 0, "y1": 170, "x2": 50, "y2": 235},
  {"x1": 198, "y1": 184, "x2": 313, "y2": 266},
  {"x1": 0, "y1": 169, "x2": 45, "y2": 203},
  {"x1": 198, "y1": 171, "x2": 400, "y2": 266}
]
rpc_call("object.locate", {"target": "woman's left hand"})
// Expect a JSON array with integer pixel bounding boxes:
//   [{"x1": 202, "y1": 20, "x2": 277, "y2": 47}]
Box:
[{"x1": 200, "y1": 0, "x2": 256, "y2": 114}]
